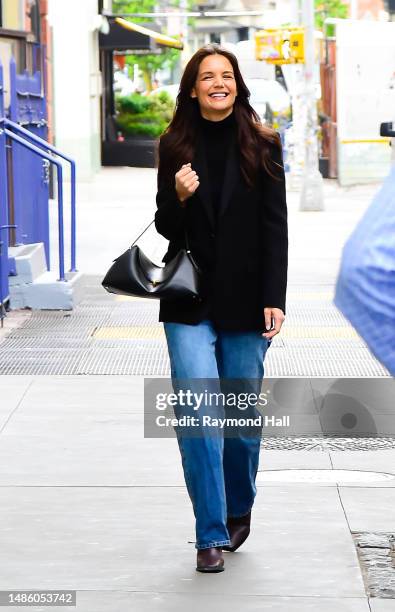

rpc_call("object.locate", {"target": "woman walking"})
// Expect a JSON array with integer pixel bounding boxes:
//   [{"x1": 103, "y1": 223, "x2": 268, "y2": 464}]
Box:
[{"x1": 155, "y1": 44, "x2": 288, "y2": 573}]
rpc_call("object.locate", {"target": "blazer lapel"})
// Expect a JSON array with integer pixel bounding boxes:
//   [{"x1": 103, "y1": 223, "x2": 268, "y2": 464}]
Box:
[
  {"x1": 192, "y1": 130, "x2": 241, "y2": 227},
  {"x1": 218, "y1": 132, "x2": 240, "y2": 219},
  {"x1": 192, "y1": 135, "x2": 215, "y2": 229}
]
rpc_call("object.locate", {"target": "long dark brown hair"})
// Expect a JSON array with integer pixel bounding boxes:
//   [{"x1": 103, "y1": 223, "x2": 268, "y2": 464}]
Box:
[{"x1": 156, "y1": 44, "x2": 283, "y2": 188}]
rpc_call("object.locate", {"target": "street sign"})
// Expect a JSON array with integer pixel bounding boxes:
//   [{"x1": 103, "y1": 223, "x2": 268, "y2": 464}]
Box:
[{"x1": 255, "y1": 27, "x2": 305, "y2": 64}]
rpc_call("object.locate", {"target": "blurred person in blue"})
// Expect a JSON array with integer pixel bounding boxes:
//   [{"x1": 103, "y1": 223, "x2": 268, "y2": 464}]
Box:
[
  {"x1": 334, "y1": 165, "x2": 395, "y2": 375},
  {"x1": 155, "y1": 44, "x2": 288, "y2": 573}
]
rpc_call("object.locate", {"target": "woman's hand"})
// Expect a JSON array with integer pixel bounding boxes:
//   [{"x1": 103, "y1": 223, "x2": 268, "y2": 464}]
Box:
[
  {"x1": 262, "y1": 307, "x2": 285, "y2": 340},
  {"x1": 175, "y1": 163, "x2": 200, "y2": 205}
]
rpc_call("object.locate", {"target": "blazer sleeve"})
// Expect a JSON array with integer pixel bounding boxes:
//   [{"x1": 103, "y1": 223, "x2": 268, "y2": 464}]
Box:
[
  {"x1": 261, "y1": 141, "x2": 288, "y2": 314},
  {"x1": 154, "y1": 137, "x2": 187, "y2": 241}
]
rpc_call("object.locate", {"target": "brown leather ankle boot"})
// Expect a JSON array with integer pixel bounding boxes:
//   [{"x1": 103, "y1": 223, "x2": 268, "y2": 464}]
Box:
[
  {"x1": 222, "y1": 510, "x2": 251, "y2": 552},
  {"x1": 196, "y1": 546, "x2": 225, "y2": 572}
]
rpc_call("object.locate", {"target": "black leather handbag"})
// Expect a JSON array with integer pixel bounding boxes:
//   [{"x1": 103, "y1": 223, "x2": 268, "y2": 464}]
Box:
[{"x1": 102, "y1": 220, "x2": 202, "y2": 300}]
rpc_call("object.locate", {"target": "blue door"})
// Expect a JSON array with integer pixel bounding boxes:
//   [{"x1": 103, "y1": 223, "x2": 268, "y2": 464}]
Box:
[
  {"x1": 9, "y1": 57, "x2": 50, "y2": 268},
  {"x1": 0, "y1": 61, "x2": 10, "y2": 309}
]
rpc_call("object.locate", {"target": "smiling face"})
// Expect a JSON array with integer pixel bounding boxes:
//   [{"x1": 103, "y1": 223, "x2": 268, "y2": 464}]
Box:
[{"x1": 190, "y1": 53, "x2": 238, "y2": 121}]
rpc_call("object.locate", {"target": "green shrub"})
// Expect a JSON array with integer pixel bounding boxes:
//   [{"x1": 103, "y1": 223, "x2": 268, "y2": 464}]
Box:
[
  {"x1": 116, "y1": 93, "x2": 151, "y2": 114},
  {"x1": 154, "y1": 90, "x2": 177, "y2": 106},
  {"x1": 116, "y1": 115, "x2": 168, "y2": 138},
  {"x1": 129, "y1": 122, "x2": 168, "y2": 138},
  {"x1": 115, "y1": 91, "x2": 174, "y2": 138}
]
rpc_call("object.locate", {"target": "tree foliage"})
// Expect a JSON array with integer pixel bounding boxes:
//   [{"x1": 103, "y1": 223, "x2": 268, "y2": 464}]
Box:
[
  {"x1": 314, "y1": 0, "x2": 348, "y2": 35},
  {"x1": 112, "y1": 0, "x2": 182, "y2": 91}
]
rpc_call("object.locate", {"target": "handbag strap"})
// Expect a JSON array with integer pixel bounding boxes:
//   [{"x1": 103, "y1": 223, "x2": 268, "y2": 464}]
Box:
[{"x1": 130, "y1": 219, "x2": 191, "y2": 253}]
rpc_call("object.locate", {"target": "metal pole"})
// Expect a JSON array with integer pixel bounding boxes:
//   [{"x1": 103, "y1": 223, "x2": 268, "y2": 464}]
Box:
[
  {"x1": 3, "y1": 118, "x2": 77, "y2": 272},
  {"x1": 4, "y1": 129, "x2": 67, "y2": 282},
  {"x1": 299, "y1": 0, "x2": 324, "y2": 210},
  {"x1": 0, "y1": 225, "x2": 17, "y2": 327},
  {"x1": 179, "y1": 0, "x2": 189, "y2": 68},
  {"x1": 70, "y1": 161, "x2": 77, "y2": 272},
  {"x1": 56, "y1": 164, "x2": 65, "y2": 282}
]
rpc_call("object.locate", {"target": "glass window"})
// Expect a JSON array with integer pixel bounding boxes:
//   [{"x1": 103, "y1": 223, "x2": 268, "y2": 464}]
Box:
[
  {"x1": 0, "y1": 37, "x2": 24, "y2": 108},
  {"x1": 2, "y1": 0, "x2": 24, "y2": 30}
]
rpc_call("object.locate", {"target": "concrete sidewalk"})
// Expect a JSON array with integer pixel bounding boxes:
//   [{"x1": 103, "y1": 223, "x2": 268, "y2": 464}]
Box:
[{"x1": 1, "y1": 375, "x2": 395, "y2": 611}]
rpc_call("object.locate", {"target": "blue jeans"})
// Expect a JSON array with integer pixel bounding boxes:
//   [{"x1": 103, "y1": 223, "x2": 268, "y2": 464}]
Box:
[{"x1": 163, "y1": 319, "x2": 270, "y2": 550}]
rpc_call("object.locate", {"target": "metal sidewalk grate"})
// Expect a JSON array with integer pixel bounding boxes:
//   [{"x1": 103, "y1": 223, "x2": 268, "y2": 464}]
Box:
[
  {"x1": 76, "y1": 344, "x2": 170, "y2": 376},
  {"x1": 0, "y1": 276, "x2": 390, "y2": 376},
  {"x1": 0, "y1": 349, "x2": 87, "y2": 375},
  {"x1": 0, "y1": 337, "x2": 93, "y2": 350},
  {"x1": 261, "y1": 437, "x2": 395, "y2": 451}
]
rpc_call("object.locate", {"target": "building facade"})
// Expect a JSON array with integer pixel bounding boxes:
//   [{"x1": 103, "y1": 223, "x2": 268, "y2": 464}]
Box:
[{"x1": 47, "y1": 0, "x2": 109, "y2": 179}]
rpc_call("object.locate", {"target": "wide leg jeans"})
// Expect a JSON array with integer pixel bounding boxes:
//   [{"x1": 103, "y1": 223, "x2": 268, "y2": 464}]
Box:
[{"x1": 164, "y1": 319, "x2": 270, "y2": 550}]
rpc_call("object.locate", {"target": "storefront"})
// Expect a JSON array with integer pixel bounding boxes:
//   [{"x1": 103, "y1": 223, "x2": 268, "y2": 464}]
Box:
[
  {"x1": 0, "y1": 0, "x2": 52, "y2": 311},
  {"x1": 99, "y1": 16, "x2": 182, "y2": 167}
]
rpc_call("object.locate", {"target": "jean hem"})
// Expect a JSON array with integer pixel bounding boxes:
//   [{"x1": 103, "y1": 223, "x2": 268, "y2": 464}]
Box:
[
  {"x1": 227, "y1": 506, "x2": 253, "y2": 519},
  {"x1": 195, "y1": 539, "x2": 231, "y2": 550}
]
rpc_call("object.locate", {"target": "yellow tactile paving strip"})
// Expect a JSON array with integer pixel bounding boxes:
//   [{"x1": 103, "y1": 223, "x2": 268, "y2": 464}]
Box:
[
  {"x1": 286, "y1": 291, "x2": 334, "y2": 301},
  {"x1": 115, "y1": 295, "x2": 151, "y2": 302},
  {"x1": 115, "y1": 292, "x2": 335, "y2": 302},
  {"x1": 93, "y1": 326, "x2": 164, "y2": 339},
  {"x1": 92, "y1": 291, "x2": 356, "y2": 341},
  {"x1": 92, "y1": 325, "x2": 360, "y2": 340},
  {"x1": 281, "y1": 326, "x2": 360, "y2": 339}
]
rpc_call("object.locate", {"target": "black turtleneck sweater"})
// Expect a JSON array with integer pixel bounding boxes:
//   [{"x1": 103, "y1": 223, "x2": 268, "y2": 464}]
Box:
[{"x1": 198, "y1": 110, "x2": 237, "y2": 222}]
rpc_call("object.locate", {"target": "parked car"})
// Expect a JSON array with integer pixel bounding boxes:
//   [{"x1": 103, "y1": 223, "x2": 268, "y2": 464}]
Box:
[{"x1": 246, "y1": 78, "x2": 291, "y2": 128}]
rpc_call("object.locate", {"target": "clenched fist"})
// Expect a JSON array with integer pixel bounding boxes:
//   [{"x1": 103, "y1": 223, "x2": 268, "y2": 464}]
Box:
[{"x1": 175, "y1": 163, "x2": 200, "y2": 205}]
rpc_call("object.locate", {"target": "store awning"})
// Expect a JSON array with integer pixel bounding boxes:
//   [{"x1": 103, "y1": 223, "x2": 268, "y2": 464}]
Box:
[{"x1": 114, "y1": 17, "x2": 183, "y2": 50}]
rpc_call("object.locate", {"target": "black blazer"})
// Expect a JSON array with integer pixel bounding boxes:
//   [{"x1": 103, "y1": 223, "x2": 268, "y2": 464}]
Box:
[{"x1": 154, "y1": 129, "x2": 288, "y2": 332}]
